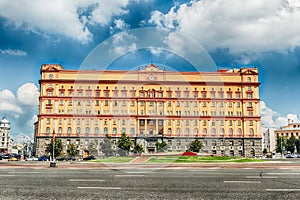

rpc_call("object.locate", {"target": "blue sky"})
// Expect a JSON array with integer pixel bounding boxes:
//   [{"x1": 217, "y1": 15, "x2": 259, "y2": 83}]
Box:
[{"x1": 0, "y1": 0, "x2": 300, "y2": 142}]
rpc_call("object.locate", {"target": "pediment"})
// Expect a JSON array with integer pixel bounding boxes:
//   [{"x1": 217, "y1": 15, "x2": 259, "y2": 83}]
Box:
[{"x1": 41, "y1": 64, "x2": 64, "y2": 72}]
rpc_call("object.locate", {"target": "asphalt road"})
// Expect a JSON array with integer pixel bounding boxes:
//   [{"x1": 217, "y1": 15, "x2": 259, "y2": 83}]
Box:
[{"x1": 1, "y1": 167, "x2": 300, "y2": 199}]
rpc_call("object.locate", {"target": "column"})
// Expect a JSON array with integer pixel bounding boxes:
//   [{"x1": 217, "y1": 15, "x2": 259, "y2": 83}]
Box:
[{"x1": 155, "y1": 120, "x2": 158, "y2": 135}]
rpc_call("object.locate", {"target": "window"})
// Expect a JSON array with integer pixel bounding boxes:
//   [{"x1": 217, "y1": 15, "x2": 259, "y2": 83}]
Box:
[
  {"x1": 168, "y1": 128, "x2": 172, "y2": 135},
  {"x1": 212, "y1": 128, "x2": 216, "y2": 136},
  {"x1": 104, "y1": 127, "x2": 108, "y2": 134},
  {"x1": 185, "y1": 128, "x2": 189, "y2": 135},
  {"x1": 249, "y1": 128, "x2": 254, "y2": 136},
  {"x1": 229, "y1": 128, "x2": 233, "y2": 136},
  {"x1": 238, "y1": 128, "x2": 242, "y2": 135},
  {"x1": 247, "y1": 77, "x2": 251, "y2": 82},
  {"x1": 158, "y1": 120, "x2": 163, "y2": 126},
  {"x1": 249, "y1": 120, "x2": 253, "y2": 126},
  {"x1": 176, "y1": 128, "x2": 180, "y2": 135},
  {"x1": 77, "y1": 127, "x2": 80, "y2": 134},
  {"x1": 194, "y1": 128, "x2": 198, "y2": 135},
  {"x1": 104, "y1": 100, "x2": 108, "y2": 106},
  {"x1": 149, "y1": 128, "x2": 153, "y2": 135},
  {"x1": 46, "y1": 127, "x2": 50, "y2": 134},
  {"x1": 220, "y1": 128, "x2": 224, "y2": 136},
  {"x1": 86, "y1": 127, "x2": 90, "y2": 135},
  {"x1": 95, "y1": 127, "x2": 99, "y2": 135},
  {"x1": 58, "y1": 127, "x2": 62, "y2": 134},
  {"x1": 149, "y1": 120, "x2": 154, "y2": 126},
  {"x1": 67, "y1": 127, "x2": 71, "y2": 134},
  {"x1": 247, "y1": 93, "x2": 253, "y2": 99},
  {"x1": 49, "y1": 74, "x2": 53, "y2": 79}
]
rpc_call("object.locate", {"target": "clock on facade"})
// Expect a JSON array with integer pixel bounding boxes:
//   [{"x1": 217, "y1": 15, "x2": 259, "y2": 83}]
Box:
[{"x1": 149, "y1": 74, "x2": 155, "y2": 80}]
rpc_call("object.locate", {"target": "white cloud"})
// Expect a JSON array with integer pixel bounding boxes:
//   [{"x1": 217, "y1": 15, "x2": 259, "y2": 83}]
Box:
[
  {"x1": 0, "y1": 49, "x2": 27, "y2": 56},
  {"x1": 110, "y1": 31, "x2": 137, "y2": 55},
  {"x1": 0, "y1": 0, "x2": 131, "y2": 43},
  {"x1": 260, "y1": 101, "x2": 299, "y2": 128},
  {"x1": 0, "y1": 89, "x2": 22, "y2": 114},
  {"x1": 17, "y1": 82, "x2": 39, "y2": 107},
  {"x1": 149, "y1": 0, "x2": 300, "y2": 54}
]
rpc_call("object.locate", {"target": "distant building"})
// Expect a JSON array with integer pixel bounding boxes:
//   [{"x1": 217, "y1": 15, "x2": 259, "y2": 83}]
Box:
[
  {"x1": 262, "y1": 127, "x2": 276, "y2": 153},
  {"x1": 35, "y1": 64, "x2": 262, "y2": 157},
  {"x1": 0, "y1": 116, "x2": 12, "y2": 154},
  {"x1": 274, "y1": 119, "x2": 300, "y2": 150}
]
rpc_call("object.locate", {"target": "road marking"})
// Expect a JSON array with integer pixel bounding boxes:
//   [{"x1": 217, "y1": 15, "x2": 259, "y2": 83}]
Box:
[
  {"x1": 78, "y1": 187, "x2": 121, "y2": 190},
  {"x1": 8, "y1": 172, "x2": 40, "y2": 174},
  {"x1": 125, "y1": 171, "x2": 152, "y2": 174},
  {"x1": 267, "y1": 189, "x2": 300, "y2": 192},
  {"x1": 115, "y1": 175, "x2": 145, "y2": 177},
  {"x1": 189, "y1": 170, "x2": 217, "y2": 172},
  {"x1": 0, "y1": 175, "x2": 15, "y2": 177},
  {"x1": 69, "y1": 179, "x2": 105, "y2": 182},
  {"x1": 224, "y1": 181, "x2": 261, "y2": 183},
  {"x1": 266, "y1": 173, "x2": 300, "y2": 175},
  {"x1": 246, "y1": 176, "x2": 278, "y2": 179}
]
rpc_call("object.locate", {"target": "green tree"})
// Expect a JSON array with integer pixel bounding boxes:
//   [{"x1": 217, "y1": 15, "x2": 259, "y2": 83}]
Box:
[
  {"x1": 67, "y1": 143, "x2": 78, "y2": 157},
  {"x1": 46, "y1": 138, "x2": 63, "y2": 159},
  {"x1": 155, "y1": 141, "x2": 169, "y2": 152},
  {"x1": 188, "y1": 139, "x2": 203, "y2": 153},
  {"x1": 133, "y1": 144, "x2": 144, "y2": 155},
  {"x1": 88, "y1": 140, "x2": 97, "y2": 156},
  {"x1": 117, "y1": 133, "x2": 133, "y2": 156},
  {"x1": 287, "y1": 135, "x2": 297, "y2": 153},
  {"x1": 276, "y1": 136, "x2": 287, "y2": 153},
  {"x1": 100, "y1": 135, "x2": 115, "y2": 157}
]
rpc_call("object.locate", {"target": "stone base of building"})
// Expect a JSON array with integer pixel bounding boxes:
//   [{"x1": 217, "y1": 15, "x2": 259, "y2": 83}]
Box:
[{"x1": 35, "y1": 136, "x2": 262, "y2": 158}]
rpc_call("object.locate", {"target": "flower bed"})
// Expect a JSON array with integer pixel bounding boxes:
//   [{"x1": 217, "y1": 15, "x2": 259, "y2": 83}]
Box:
[{"x1": 181, "y1": 151, "x2": 198, "y2": 156}]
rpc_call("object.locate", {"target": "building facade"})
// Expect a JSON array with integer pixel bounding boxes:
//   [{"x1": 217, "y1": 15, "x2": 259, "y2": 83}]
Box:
[
  {"x1": 34, "y1": 64, "x2": 261, "y2": 157},
  {"x1": 0, "y1": 116, "x2": 12, "y2": 154},
  {"x1": 274, "y1": 119, "x2": 300, "y2": 152},
  {"x1": 262, "y1": 127, "x2": 276, "y2": 153}
]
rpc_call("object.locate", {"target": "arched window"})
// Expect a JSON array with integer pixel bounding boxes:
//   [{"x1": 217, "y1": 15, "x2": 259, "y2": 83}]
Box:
[
  {"x1": 77, "y1": 127, "x2": 80, "y2": 134},
  {"x1": 238, "y1": 128, "x2": 242, "y2": 136},
  {"x1": 131, "y1": 128, "x2": 135, "y2": 135},
  {"x1": 49, "y1": 74, "x2": 53, "y2": 79},
  {"x1": 149, "y1": 128, "x2": 153, "y2": 135},
  {"x1": 86, "y1": 127, "x2": 90, "y2": 135},
  {"x1": 95, "y1": 127, "x2": 99, "y2": 135},
  {"x1": 220, "y1": 128, "x2": 224, "y2": 136},
  {"x1": 176, "y1": 128, "x2": 180, "y2": 135},
  {"x1": 247, "y1": 77, "x2": 251, "y2": 82},
  {"x1": 67, "y1": 127, "x2": 71, "y2": 134},
  {"x1": 104, "y1": 127, "x2": 108, "y2": 134},
  {"x1": 203, "y1": 128, "x2": 207, "y2": 135},
  {"x1": 58, "y1": 127, "x2": 62, "y2": 134},
  {"x1": 168, "y1": 128, "x2": 172, "y2": 135},
  {"x1": 194, "y1": 128, "x2": 198, "y2": 135},
  {"x1": 212, "y1": 128, "x2": 216, "y2": 136},
  {"x1": 113, "y1": 127, "x2": 117, "y2": 134},
  {"x1": 46, "y1": 127, "x2": 50, "y2": 134},
  {"x1": 249, "y1": 128, "x2": 254, "y2": 136},
  {"x1": 229, "y1": 128, "x2": 233, "y2": 136},
  {"x1": 185, "y1": 128, "x2": 189, "y2": 135}
]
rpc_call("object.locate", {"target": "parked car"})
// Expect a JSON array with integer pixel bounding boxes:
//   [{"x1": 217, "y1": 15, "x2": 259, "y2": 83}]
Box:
[
  {"x1": 38, "y1": 155, "x2": 49, "y2": 161},
  {"x1": 8, "y1": 157, "x2": 18, "y2": 161},
  {"x1": 2, "y1": 154, "x2": 10, "y2": 159},
  {"x1": 65, "y1": 155, "x2": 76, "y2": 161},
  {"x1": 25, "y1": 156, "x2": 38, "y2": 161},
  {"x1": 82, "y1": 155, "x2": 96, "y2": 161},
  {"x1": 56, "y1": 156, "x2": 65, "y2": 161},
  {"x1": 285, "y1": 154, "x2": 297, "y2": 158}
]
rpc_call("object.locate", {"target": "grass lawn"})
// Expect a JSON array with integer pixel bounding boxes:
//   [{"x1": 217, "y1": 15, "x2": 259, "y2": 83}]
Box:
[
  {"x1": 147, "y1": 156, "x2": 264, "y2": 163},
  {"x1": 90, "y1": 156, "x2": 135, "y2": 163}
]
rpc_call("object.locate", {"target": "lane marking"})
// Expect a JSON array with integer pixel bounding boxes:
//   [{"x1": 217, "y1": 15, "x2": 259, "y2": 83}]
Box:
[
  {"x1": 115, "y1": 175, "x2": 145, "y2": 177},
  {"x1": 246, "y1": 176, "x2": 278, "y2": 179},
  {"x1": 189, "y1": 170, "x2": 217, "y2": 172},
  {"x1": 78, "y1": 187, "x2": 121, "y2": 190},
  {"x1": 224, "y1": 181, "x2": 261, "y2": 183},
  {"x1": 8, "y1": 172, "x2": 40, "y2": 174},
  {"x1": 266, "y1": 173, "x2": 300, "y2": 175},
  {"x1": 267, "y1": 189, "x2": 300, "y2": 192},
  {"x1": 0, "y1": 175, "x2": 15, "y2": 177},
  {"x1": 69, "y1": 179, "x2": 105, "y2": 182}
]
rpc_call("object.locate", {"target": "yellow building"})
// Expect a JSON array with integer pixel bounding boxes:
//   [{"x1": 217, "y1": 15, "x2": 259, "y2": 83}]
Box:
[{"x1": 34, "y1": 64, "x2": 261, "y2": 157}]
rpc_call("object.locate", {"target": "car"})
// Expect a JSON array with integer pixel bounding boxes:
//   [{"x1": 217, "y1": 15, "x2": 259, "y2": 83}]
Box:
[
  {"x1": 285, "y1": 154, "x2": 297, "y2": 158},
  {"x1": 56, "y1": 156, "x2": 65, "y2": 161},
  {"x1": 2, "y1": 154, "x2": 10, "y2": 159},
  {"x1": 82, "y1": 155, "x2": 96, "y2": 161},
  {"x1": 65, "y1": 155, "x2": 76, "y2": 161},
  {"x1": 38, "y1": 155, "x2": 49, "y2": 161},
  {"x1": 25, "y1": 156, "x2": 38, "y2": 161},
  {"x1": 8, "y1": 157, "x2": 18, "y2": 161}
]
